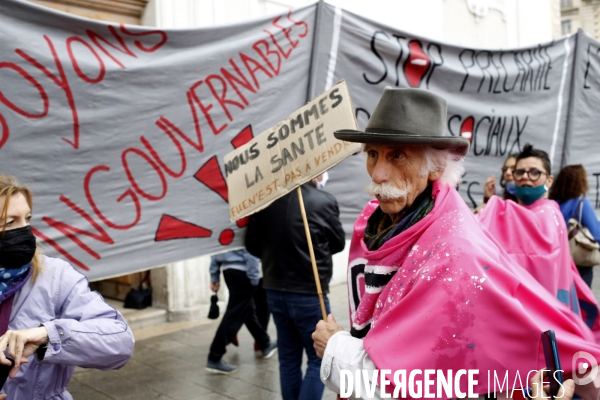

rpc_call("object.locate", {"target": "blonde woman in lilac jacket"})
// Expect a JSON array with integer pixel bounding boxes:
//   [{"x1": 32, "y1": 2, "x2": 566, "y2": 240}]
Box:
[{"x1": 0, "y1": 175, "x2": 134, "y2": 399}]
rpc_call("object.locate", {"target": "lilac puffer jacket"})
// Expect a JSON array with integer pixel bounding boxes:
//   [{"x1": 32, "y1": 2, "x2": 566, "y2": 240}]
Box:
[{"x1": 1, "y1": 255, "x2": 135, "y2": 399}]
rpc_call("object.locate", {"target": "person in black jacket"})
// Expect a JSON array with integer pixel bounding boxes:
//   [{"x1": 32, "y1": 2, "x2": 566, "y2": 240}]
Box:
[{"x1": 245, "y1": 174, "x2": 345, "y2": 400}]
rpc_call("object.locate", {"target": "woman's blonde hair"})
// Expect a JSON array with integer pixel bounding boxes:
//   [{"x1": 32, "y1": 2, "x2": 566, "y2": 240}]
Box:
[{"x1": 0, "y1": 175, "x2": 42, "y2": 281}]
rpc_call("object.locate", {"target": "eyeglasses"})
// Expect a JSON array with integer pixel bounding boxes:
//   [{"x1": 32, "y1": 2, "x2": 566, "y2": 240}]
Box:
[{"x1": 513, "y1": 168, "x2": 548, "y2": 182}]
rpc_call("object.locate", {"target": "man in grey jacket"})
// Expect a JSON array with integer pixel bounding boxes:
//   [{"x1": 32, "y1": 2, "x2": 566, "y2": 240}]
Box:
[{"x1": 205, "y1": 249, "x2": 276, "y2": 374}]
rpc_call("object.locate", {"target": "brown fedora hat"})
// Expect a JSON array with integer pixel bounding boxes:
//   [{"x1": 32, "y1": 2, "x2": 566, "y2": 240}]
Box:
[{"x1": 334, "y1": 87, "x2": 469, "y2": 156}]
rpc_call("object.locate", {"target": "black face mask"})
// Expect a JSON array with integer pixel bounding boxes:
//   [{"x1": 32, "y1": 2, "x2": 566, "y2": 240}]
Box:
[{"x1": 0, "y1": 225, "x2": 36, "y2": 269}]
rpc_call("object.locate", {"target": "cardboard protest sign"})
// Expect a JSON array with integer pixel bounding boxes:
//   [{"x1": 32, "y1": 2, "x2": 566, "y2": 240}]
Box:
[{"x1": 224, "y1": 81, "x2": 361, "y2": 221}]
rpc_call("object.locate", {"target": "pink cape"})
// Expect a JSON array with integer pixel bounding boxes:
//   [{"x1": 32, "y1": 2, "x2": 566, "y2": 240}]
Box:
[
  {"x1": 478, "y1": 196, "x2": 600, "y2": 338},
  {"x1": 347, "y1": 181, "x2": 600, "y2": 398}
]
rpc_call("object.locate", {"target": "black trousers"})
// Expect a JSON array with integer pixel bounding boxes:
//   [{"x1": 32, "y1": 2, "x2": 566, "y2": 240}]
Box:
[
  {"x1": 254, "y1": 277, "x2": 270, "y2": 331},
  {"x1": 208, "y1": 269, "x2": 271, "y2": 362}
]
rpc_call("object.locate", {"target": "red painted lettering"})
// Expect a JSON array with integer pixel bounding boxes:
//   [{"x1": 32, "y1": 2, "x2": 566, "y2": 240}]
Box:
[
  {"x1": 0, "y1": 62, "x2": 49, "y2": 118},
  {"x1": 119, "y1": 24, "x2": 167, "y2": 53},
  {"x1": 188, "y1": 80, "x2": 227, "y2": 135},
  {"x1": 0, "y1": 113, "x2": 8, "y2": 150},
  {"x1": 206, "y1": 74, "x2": 244, "y2": 121},
  {"x1": 40, "y1": 195, "x2": 114, "y2": 262},
  {"x1": 240, "y1": 52, "x2": 273, "y2": 90},
  {"x1": 66, "y1": 36, "x2": 106, "y2": 84},
  {"x1": 272, "y1": 16, "x2": 298, "y2": 53},
  {"x1": 16, "y1": 36, "x2": 80, "y2": 149},
  {"x1": 87, "y1": 26, "x2": 137, "y2": 69},
  {"x1": 286, "y1": 10, "x2": 309, "y2": 38},
  {"x1": 265, "y1": 28, "x2": 292, "y2": 59},
  {"x1": 186, "y1": 91, "x2": 205, "y2": 150},
  {"x1": 31, "y1": 227, "x2": 90, "y2": 271},
  {"x1": 140, "y1": 129, "x2": 187, "y2": 178},
  {"x1": 252, "y1": 39, "x2": 281, "y2": 75},
  {"x1": 122, "y1": 147, "x2": 168, "y2": 201},
  {"x1": 84, "y1": 165, "x2": 141, "y2": 230},
  {"x1": 221, "y1": 59, "x2": 256, "y2": 106},
  {"x1": 156, "y1": 116, "x2": 204, "y2": 153}
]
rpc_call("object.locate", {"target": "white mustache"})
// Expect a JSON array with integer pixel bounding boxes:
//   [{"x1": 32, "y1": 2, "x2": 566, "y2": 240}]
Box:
[{"x1": 365, "y1": 182, "x2": 409, "y2": 200}]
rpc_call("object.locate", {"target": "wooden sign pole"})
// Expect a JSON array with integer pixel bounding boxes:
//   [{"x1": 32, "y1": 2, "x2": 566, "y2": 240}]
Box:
[{"x1": 296, "y1": 187, "x2": 328, "y2": 320}]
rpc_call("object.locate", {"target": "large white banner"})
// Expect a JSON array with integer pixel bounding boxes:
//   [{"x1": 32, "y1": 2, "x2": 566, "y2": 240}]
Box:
[
  {"x1": 1, "y1": 0, "x2": 598, "y2": 280},
  {"x1": 313, "y1": 4, "x2": 583, "y2": 219},
  {"x1": 0, "y1": 0, "x2": 316, "y2": 279}
]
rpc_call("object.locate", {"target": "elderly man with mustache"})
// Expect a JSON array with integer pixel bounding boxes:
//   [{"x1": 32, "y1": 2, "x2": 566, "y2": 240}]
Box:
[{"x1": 312, "y1": 88, "x2": 600, "y2": 399}]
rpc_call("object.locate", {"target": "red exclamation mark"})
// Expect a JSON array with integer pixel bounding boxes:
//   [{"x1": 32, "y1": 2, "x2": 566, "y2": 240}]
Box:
[
  {"x1": 155, "y1": 215, "x2": 212, "y2": 241},
  {"x1": 194, "y1": 125, "x2": 254, "y2": 245},
  {"x1": 194, "y1": 156, "x2": 234, "y2": 245},
  {"x1": 154, "y1": 125, "x2": 254, "y2": 245},
  {"x1": 230, "y1": 125, "x2": 253, "y2": 229}
]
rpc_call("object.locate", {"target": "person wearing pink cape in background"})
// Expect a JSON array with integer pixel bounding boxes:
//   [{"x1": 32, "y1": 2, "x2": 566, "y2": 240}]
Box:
[
  {"x1": 311, "y1": 88, "x2": 600, "y2": 399},
  {"x1": 477, "y1": 144, "x2": 600, "y2": 338},
  {"x1": 473, "y1": 153, "x2": 518, "y2": 214}
]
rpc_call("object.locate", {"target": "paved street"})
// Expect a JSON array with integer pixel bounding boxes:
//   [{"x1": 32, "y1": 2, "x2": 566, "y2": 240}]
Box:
[
  {"x1": 67, "y1": 267, "x2": 600, "y2": 400},
  {"x1": 67, "y1": 282, "x2": 350, "y2": 400}
]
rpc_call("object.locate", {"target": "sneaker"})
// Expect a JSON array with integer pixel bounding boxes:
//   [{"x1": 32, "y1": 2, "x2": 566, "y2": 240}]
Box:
[
  {"x1": 261, "y1": 342, "x2": 277, "y2": 359},
  {"x1": 205, "y1": 359, "x2": 237, "y2": 374}
]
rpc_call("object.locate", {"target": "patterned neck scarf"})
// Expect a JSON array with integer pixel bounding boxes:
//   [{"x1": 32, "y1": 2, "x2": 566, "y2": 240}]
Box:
[
  {"x1": 364, "y1": 183, "x2": 434, "y2": 251},
  {"x1": 0, "y1": 263, "x2": 32, "y2": 303}
]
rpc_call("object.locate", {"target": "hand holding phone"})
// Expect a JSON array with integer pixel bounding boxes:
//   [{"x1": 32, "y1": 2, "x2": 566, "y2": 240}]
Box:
[
  {"x1": 541, "y1": 330, "x2": 564, "y2": 399},
  {"x1": 0, "y1": 356, "x2": 14, "y2": 389},
  {"x1": 528, "y1": 369, "x2": 575, "y2": 400}
]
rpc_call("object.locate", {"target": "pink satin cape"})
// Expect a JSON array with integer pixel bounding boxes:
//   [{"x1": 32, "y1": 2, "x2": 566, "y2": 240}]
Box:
[
  {"x1": 347, "y1": 181, "x2": 600, "y2": 398},
  {"x1": 478, "y1": 196, "x2": 600, "y2": 338}
]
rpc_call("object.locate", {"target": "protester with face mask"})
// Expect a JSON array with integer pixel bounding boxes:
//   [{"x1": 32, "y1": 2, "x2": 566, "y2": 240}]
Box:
[
  {"x1": 474, "y1": 154, "x2": 518, "y2": 214},
  {"x1": 511, "y1": 145, "x2": 554, "y2": 205},
  {"x1": 0, "y1": 175, "x2": 134, "y2": 399},
  {"x1": 477, "y1": 145, "x2": 600, "y2": 332}
]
